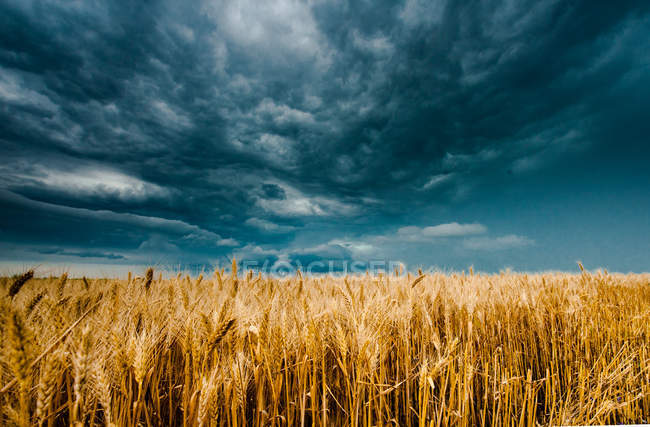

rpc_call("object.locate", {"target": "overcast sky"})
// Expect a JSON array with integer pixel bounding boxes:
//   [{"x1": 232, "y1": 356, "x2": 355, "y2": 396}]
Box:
[{"x1": 1, "y1": 0, "x2": 649, "y2": 275}]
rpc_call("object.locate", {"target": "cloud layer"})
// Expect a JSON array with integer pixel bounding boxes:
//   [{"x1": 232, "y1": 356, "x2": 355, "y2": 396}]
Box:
[{"x1": 1, "y1": 0, "x2": 649, "y2": 272}]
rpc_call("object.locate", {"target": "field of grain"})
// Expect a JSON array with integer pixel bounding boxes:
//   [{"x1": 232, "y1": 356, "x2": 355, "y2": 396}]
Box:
[{"x1": 1, "y1": 264, "x2": 649, "y2": 426}]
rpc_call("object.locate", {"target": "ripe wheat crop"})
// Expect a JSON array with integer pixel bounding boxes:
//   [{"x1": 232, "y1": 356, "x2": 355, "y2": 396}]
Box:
[{"x1": 1, "y1": 264, "x2": 649, "y2": 426}]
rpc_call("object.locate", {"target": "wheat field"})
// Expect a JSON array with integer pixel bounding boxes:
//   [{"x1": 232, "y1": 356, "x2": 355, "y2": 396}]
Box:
[{"x1": 1, "y1": 264, "x2": 649, "y2": 426}]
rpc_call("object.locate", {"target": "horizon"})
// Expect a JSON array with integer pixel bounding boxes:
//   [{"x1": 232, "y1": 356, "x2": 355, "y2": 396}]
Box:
[
  {"x1": 0, "y1": 260, "x2": 642, "y2": 279},
  {"x1": 1, "y1": 0, "x2": 649, "y2": 273}
]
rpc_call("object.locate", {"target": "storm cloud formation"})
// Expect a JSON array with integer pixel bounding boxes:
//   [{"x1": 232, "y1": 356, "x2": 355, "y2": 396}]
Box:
[{"x1": 1, "y1": 0, "x2": 649, "y2": 273}]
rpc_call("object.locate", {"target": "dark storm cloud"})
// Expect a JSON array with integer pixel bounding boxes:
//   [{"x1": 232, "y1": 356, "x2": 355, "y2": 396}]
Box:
[
  {"x1": 261, "y1": 184, "x2": 286, "y2": 200},
  {"x1": 35, "y1": 248, "x2": 125, "y2": 260},
  {"x1": 1, "y1": 0, "x2": 649, "y2": 271}
]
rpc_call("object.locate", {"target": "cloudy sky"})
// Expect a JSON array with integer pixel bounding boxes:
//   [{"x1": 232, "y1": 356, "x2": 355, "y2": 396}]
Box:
[{"x1": 1, "y1": 0, "x2": 649, "y2": 274}]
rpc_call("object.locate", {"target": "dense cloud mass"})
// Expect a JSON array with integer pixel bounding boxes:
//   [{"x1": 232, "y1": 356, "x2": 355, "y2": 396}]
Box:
[{"x1": 1, "y1": 0, "x2": 649, "y2": 273}]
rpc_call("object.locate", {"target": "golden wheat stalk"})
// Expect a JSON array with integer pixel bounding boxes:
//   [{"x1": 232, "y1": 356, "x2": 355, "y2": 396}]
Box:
[{"x1": 9, "y1": 269, "x2": 34, "y2": 298}]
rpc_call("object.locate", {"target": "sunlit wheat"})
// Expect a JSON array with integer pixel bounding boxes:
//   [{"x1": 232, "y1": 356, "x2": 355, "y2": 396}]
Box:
[{"x1": 1, "y1": 267, "x2": 648, "y2": 425}]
